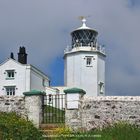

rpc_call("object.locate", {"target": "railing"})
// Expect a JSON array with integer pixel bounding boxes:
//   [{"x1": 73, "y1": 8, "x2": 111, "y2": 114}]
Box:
[
  {"x1": 42, "y1": 94, "x2": 65, "y2": 124},
  {"x1": 64, "y1": 43, "x2": 105, "y2": 55}
]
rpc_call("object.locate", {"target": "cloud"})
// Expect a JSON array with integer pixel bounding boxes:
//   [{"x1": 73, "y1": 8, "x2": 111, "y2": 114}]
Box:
[{"x1": 0, "y1": 0, "x2": 140, "y2": 95}]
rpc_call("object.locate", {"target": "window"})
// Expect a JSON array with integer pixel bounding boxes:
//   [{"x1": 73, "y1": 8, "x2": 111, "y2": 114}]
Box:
[
  {"x1": 86, "y1": 57, "x2": 92, "y2": 66},
  {"x1": 6, "y1": 70, "x2": 15, "y2": 79},
  {"x1": 84, "y1": 56, "x2": 94, "y2": 67},
  {"x1": 5, "y1": 86, "x2": 15, "y2": 96},
  {"x1": 99, "y1": 82, "x2": 104, "y2": 94},
  {"x1": 48, "y1": 94, "x2": 52, "y2": 104},
  {"x1": 42, "y1": 79, "x2": 45, "y2": 86}
]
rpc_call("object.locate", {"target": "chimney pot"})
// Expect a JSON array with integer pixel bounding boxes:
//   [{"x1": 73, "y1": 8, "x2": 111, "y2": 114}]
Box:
[
  {"x1": 10, "y1": 52, "x2": 14, "y2": 59},
  {"x1": 18, "y1": 46, "x2": 27, "y2": 64}
]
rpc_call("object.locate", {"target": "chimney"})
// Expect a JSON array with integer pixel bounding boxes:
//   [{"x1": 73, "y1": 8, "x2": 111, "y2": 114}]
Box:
[
  {"x1": 18, "y1": 46, "x2": 27, "y2": 64},
  {"x1": 10, "y1": 52, "x2": 15, "y2": 59}
]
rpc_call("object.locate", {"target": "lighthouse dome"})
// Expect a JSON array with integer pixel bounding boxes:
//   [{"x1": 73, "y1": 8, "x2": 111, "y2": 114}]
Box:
[{"x1": 71, "y1": 18, "x2": 98, "y2": 48}]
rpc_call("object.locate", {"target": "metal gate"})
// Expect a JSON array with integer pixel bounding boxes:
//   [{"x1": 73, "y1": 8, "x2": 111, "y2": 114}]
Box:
[{"x1": 42, "y1": 94, "x2": 65, "y2": 124}]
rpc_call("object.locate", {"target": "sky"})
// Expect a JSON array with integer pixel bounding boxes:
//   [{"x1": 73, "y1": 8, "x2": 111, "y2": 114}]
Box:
[{"x1": 0, "y1": 0, "x2": 140, "y2": 96}]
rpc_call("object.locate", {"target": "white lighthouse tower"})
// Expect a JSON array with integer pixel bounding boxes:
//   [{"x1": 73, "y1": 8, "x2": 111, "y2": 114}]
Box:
[{"x1": 64, "y1": 18, "x2": 106, "y2": 96}]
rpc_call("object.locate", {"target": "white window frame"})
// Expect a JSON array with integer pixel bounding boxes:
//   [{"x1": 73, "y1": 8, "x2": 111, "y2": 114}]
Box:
[
  {"x1": 85, "y1": 56, "x2": 93, "y2": 67},
  {"x1": 6, "y1": 70, "x2": 15, "y2": 79},
  {"x1": 5, "y1": 86, "x2": 16, "y2": 96},
  {"x1": 86, "y1": 57, "x2": 92, "y2": 65}
]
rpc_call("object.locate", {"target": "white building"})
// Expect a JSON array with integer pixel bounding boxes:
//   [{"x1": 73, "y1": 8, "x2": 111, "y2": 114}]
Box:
[
  {"x1": 64, "y1": 18, "x2": 106, "y2": 96},
  {"x1": 0, "y1": 47, "x2": 49, "y2": 96}
]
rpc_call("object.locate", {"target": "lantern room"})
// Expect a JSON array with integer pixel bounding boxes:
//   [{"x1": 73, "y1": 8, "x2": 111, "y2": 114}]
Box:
[{"x1": 71, "y1": 18, "x2": 98, "y2": 48}]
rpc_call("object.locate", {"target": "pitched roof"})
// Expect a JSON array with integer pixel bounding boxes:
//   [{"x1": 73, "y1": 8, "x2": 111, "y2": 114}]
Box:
[
  {"x1": 0, "y1": 58, "x2": 50, "y2": 80},
  {"x1": 0, "y1": 58, "x2": 25, "y2": 66}
]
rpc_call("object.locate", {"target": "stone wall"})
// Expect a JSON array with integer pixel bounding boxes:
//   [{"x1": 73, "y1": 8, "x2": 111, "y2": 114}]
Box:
[
  {"x1": 0, "y1": 94, "x2": 44, "y2": 128},
  {"x1": 1, "y1": 95, "x2": 140, "y2": 130},
  {"x1": 66, "y1": 96, "x2": 140, "y2": 131},
  {"x1": 0, "y1": 96, "x2": 27, "y2": 118},
  {"x1": 24, "y1": 95, "x2": 44, "y2": 127}
]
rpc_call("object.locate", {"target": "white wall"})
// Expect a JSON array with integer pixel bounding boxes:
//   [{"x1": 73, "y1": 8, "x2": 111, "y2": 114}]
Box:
[
  {"x1": 64, "y1": 49, "x2": 105, "y2": 96},
  {"x1": 31, "y1": 70, "x2": 43, "y2": 91},
  {"x1": 0, "y1": 59, "x2": 29, "y2": 96},
  {"x1": 97, "y1": 55, "x2": 105, "y2": 95},
  {"x1": 30, "y1": 67, "x2": 49, "y2": 92},
  {"x1": 0, "y1": 59, "x2": 49, "y2": 96},
  {"x1": 54, "y1": 86, "x2": 67, "y2": 94},
  {"x1": 45, "y1": 86, "x2": 59, "y2": 95}
]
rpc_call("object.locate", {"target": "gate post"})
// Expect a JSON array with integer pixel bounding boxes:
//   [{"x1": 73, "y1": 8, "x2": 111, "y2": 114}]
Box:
[
  {"x1": 64, "y1": 88, "x2": 86, "y2": 130},
  {"x1": 23, "y1": 90, "x2": 45, "y2": 128}
]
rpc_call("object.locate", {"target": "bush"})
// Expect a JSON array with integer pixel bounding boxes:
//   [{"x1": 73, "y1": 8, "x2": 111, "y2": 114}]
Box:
[
  {"x1": 0, "y1": 112, "x2": 43, "y2": 140},
  {"x1": 55, "y1": 126, "x2": 72, "y2": 135}
]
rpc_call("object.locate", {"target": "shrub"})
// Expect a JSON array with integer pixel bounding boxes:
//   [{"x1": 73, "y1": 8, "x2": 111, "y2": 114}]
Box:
[
  {"x1": 0, "y1": 112, "x2": 43, "y2": 140},
  {"x1": 55, "y1": 126, "x2": 72, "y2": 135}
]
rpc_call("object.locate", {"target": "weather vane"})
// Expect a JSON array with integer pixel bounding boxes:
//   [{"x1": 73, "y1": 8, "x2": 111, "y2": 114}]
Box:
[
  {"x1": 78, "y1": 15, "x2": 91, "y2": 20},
  {"x1": 78, "y1": 15, "x2": 91, "y2": 26}
]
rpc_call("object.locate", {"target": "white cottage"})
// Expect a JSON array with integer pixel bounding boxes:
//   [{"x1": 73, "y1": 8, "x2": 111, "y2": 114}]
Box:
[{"x1": 0, "y1": 47, "x2": 50, "y2": 96}]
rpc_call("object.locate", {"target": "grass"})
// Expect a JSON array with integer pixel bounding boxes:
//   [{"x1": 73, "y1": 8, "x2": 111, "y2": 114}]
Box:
[
  {"x1": 97, "y1": 121, "x2": 140, "y2": 140},
  {"x1": 51, "y1": 121, "x2": 140, "y2": 140}
]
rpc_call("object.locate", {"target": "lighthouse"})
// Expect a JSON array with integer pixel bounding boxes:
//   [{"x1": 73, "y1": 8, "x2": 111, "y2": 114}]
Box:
[{"x1": 64, "y1": 18, "x2": 106, "y2": 96}]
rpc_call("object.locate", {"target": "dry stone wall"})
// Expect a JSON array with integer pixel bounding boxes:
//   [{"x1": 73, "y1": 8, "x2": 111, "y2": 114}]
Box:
[
  {"x1": 0, "y1": 95, "x2": 43, "y2": 128},
  {"x1": 1, "y1": 95, "x2": 140, "y2": 130},
  {"x1": 66, "y1": 96, "x2": 140, "y2": 131},
  {"x1": 0, "y1": 96, "x2": 27, "y2": 118},
  {"x1": 82, "y1": 96, "x2": 140, "y2": 130}
]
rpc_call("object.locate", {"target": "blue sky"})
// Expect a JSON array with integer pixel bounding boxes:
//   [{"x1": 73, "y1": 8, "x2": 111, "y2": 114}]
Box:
[
  {"x1": 0, "y1": 0, "x2": 140, "y2": 95},
  {"x1": 129, "y1": 0, "x2": 140, "y2": 6}
]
